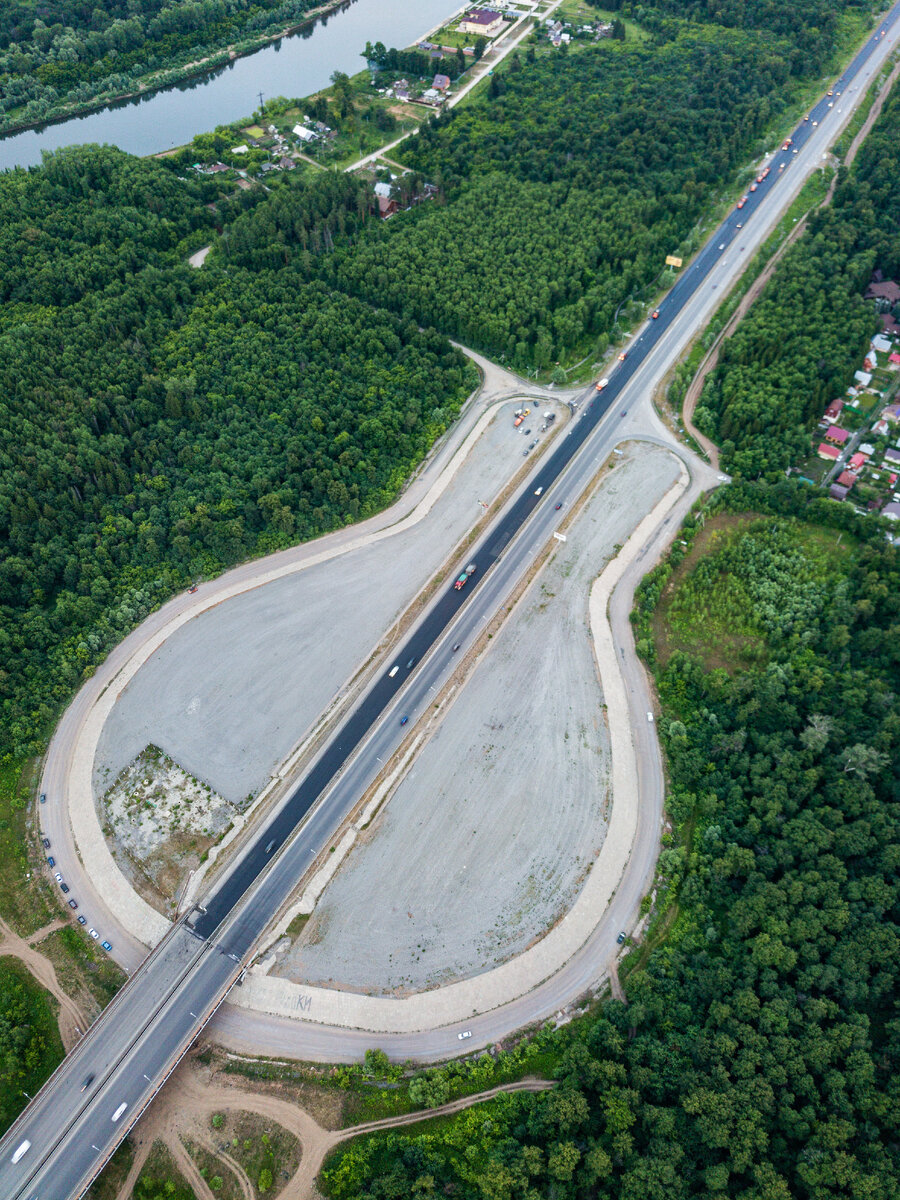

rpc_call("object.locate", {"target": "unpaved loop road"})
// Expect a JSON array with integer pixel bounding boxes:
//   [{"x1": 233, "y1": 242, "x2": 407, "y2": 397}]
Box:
[
  {"x1": 0, "y1": 917, "x2": 88, "y2": 1052},
  {"x1": 122, "y1": 1061, "x2": 553, "y2": 1200}
]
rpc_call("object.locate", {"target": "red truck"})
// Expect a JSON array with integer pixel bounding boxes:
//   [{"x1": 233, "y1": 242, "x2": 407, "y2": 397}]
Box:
[{"x1": 454, "y1": 563, "x2": 477, "y2": 590}]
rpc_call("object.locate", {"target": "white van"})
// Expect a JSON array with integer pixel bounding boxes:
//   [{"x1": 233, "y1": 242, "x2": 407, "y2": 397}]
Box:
[
  {"x1": 11, "y1": 1140, "x2": 31, "y2": 1164},
  {"x1": 112, "y1": 1102, "x2": 128, "y2": 1122}
]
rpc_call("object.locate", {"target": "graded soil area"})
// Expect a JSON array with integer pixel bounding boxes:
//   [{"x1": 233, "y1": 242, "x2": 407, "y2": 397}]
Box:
[
  {"x1": 94, "y1": 407, "x2": 546, "y2": 808},
  {"x1": 277, "y1": 444, "x2": 680, "y2": 994}
]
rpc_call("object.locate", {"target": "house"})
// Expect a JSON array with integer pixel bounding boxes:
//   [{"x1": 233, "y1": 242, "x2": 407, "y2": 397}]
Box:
[
  {"x1": 884, "y1": 447, "x2": 900, "y2": 467},
  {"x1": 865, "y1": 279, "x2": 900, "y2": 304},
  {"x1": 293, "y1": 125, "x2": 317, "y2": 143},
  {"x1": 373, "y1": 181, "x2": 393, "y2": 199},
  {"x1": 882, "y1": 502, "x2": 900, "y2": 520},
  {"x1": 230, "y1": 144, "x2": 249, "y2": 155},
  {"x1": 422, "y1": 88, "x2": 441, "y2": 102},
  {"x1": 880, "y1": 315, "x2": 900, "y2": 336},
  {"x1": 825, "y1": 425, "x2": 849, "y2": 446},
  {"x1": 829, "y1": 484, "x2": 850, "y2": 501},
  {"x1": 836, "y1": 470, "x2": 857, "y2": 488},
  {"x1": 818, "y1": 443, "x2": 841, "y2": 462},
  {"x1": 458, "y1": 8, "x2": 504, "y2": 36},
  {"x1": 873, "y1": 420, "x2": 890, "y2": 437},
  {"x1": 890, "y1": 352, "x2": 900, "y2": 366},
  {"x1": 881, "y1": 403, "x2": 900, "y2": 423},
  {"x1": 823, "y1": 398, "x2": 843, "y2": 421},
  {"x1": 433, "y1": 73, "x2": 451, "y2": 92},
  {"x1": 849, "y1": 452, "x2": 867, "y2": 471},
  {"x1": 377, "y1": 194, "x2": 398, "y2": 218},
  {"x1": 859, "y1": 443, "x2": 875, "y2": 456},
  {"x1": 854, "y1": 370, "x2": 873, "y2": 387},
  {"x1": 278, "y1": 156, "x2": 296, "y2": 170},
  {"x1": 871, "y1": 334, "x2": 892, "y2": 354}
]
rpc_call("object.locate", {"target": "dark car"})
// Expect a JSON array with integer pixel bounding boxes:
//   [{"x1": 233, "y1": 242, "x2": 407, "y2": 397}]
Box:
[
  {"x1": 39, "y1": 792, "x2": 46, "y2": 804},
  {"x1": 452, "y1": 643, "x2": 461, "y2": 652},
  {"x1": 42, "y1": 837, "x2": 50, "y2": 849},
  {"x1": 80, "y1": 1074, "x2": 95, "y2": 1093},
  {"x1": 60, "y1": 883, "x2": 70, "y2": 894},
  {"x1": 400, "y1": 715, "x2": 409, "y2": 726},
  {"x1": 406, "y1": 657, "x2": 416, "y2": 669},
  {"x1": 555, "y1": 503, "x2": 562, "y2": 510},
  {"x1": 188, "y1": 584, "x2": 198, "y2": 594},
  {"x1": 616, "y1": 931, "x2": 626, "y2": 945},
  {"x1": 46, "y1": 856, "x2": 55, "y2": 868},
  {"x1": 77, "y1": 915, "x2": 86, "y2": 925},
  {"x1": 69, "y1": 899, "x2": 78, "y2": 910}
]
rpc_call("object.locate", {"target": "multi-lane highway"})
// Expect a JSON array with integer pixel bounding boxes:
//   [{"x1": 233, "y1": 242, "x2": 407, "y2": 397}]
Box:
[{"x1": 4, "y1": 10, "x2": 900, "y2": 1197}]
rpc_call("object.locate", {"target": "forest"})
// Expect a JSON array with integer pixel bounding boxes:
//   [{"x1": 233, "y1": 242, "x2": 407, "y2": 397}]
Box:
[
  {"x1": 0, "y1": 145, "x2": 474, "y2": 758},
  {"x1": 213, "y1": 0, "x2": 873, "y2": 371},
  {"x1": 0, "y1": 0, "x2": 327, "y2": 130},
  {"x1": 695, "y1": 80, "x2": 900, "y2": 476}
]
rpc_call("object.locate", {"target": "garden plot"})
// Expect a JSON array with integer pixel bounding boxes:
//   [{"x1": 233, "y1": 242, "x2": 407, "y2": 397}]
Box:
[
  {"x1": 100, "y1": 745, "x2": 241, "y2": 913},
  {"x1": 274, "y1": 443, "x2": 680, "y2": 994}
]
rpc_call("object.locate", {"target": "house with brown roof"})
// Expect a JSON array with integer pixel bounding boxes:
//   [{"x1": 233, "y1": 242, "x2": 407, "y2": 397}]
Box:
[
  {"x1": 836, "y1": 470, "x2": 857, "y2": 489},
  {"x1": 825, "y1": 425, "x2": 849, "y2": 446},
  {"x1": 866, "y1": 279, "x2": 900, "y2": 304},
  {"x1": 459, "y1": 7, "x2": 504, "y2": 35},
  {"x1": 433, "y1": 73, "x2": 451, "y2": 92}
]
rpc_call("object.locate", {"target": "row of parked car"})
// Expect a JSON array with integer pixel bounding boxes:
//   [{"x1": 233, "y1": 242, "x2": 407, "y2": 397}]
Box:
[{"x1": 41, "y1": 810, "x2": 113, "y2": 954}]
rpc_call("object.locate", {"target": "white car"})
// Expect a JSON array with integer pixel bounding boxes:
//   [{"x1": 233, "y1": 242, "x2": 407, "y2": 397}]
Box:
[
  {"x1": 458, "y1": 1030, "x2": 472, "y2": 1040},
  {"x1": 647, "y1": 712, "x2": 654, "y2": 723},
  {"x1": 54, "y1": 872, "x2": 62, "y2": 882},
  {"x1": 89, "y1": 928, "x2": 99, "y2": 940}
]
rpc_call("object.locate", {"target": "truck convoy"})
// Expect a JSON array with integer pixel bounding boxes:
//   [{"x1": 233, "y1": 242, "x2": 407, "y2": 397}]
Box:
[{"x1": 454, "y1": 563, "x2": 477, "y2": 590}]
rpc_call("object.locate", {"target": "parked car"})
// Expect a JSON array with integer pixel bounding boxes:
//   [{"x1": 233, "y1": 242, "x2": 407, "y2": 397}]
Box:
[
  {"x1": 54, "y1": 872, "x2": 62, "y2": 883},
  {"x1": 68, "y1": 899, "x2": 78, "y2": 909},
  {"x1": 617, "y1": 931, "x2": 626, "y2": 945},
  {"x1": 101, "y1": 941, "x2": 113, "y2": 952},
  {"x1": 39, "y1": 793, "x2": 46, "y2": 804},
  {"x1": 89, "y1": 928, "x2": 99, "y2": 940},
  {"x1": 458, "y1": 1030, "x2": 472, "y2": 1040},
  {"x1": 77, "y1": 915, "x2": 86, "y2": 925},
  {"x1": 47, "y1": 856, "x2": 55, "y2": 868},
  {"x1": 42, "y1": 837, "x2": 50, "y2": 849},
  {"x1": 61, "y1": 883, "x2": 70, "y2": 894}
]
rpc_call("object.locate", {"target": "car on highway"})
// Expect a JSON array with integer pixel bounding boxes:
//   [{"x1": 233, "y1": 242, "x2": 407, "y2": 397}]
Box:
[
  {"x1": 42, "y1": 837, "x2": 50, "y2": 849},
  {"x1": 621, "y1": 411, "x2": 628, "y2": 418},
  {"x1": 523, "y1": 428, "x2": 531, "y2": 435},
  {"x1": 736, "y1": 197, "x2": 746, "y2": 209},
  {"x1": 89, "y1": 928, "x2": 99, "y2": 940},
  {"x1": 736, "y1": 223, "x2": 743, "y2": 230},
  {"x1": 651, "y1": 309, "x2": 659, "y2": 319},
  {"x1": 522, "y1": 448, "x2": 529, "y2": 456},
  {"x1": 102, "y1": 941, "x2": 113, "y2": 952},
  {"x1": 555, "y1": 502, "x2": 563, "y2": 510},
  {"x1": 618, "y1": 351, "x2": 627, "y2": 361},
  {"x1": 81, "y1": 1074, "x2": 95, "y2": 1092},
  {"x1": 458, "y1": 1030, "x2": 472, "y2": 1040},
  {"x1": 406, "y1": 657, "x2": 417, "y2": 669},
  {"x1": 812, "y1": 120, "x2": 818, "y2": 126},
  {"x1": 616, "y1": 931, "x2": 626, "y2": 945},
  {"x1": 188, "y1": 584, "x2": 198, "y2": 593},
  {"x1": 112, "y1": 1102, "x2": 128, "y2": 1122},
  {"x1": 47, "y1": 856, "x2": 55, "y2": 867},
  {"x1": 595, "y1": 378, "x2": 609, "y2": 391},
  {"x1": 749, "y1": 182, "x2": 757, "y2": 192},
  {"x1": 452, "y1": 643, "x2": 461, "y2": 652},
  {"x1": 718, "y1": 243, "x2": 725, "y2": 250},
  {"x1": 11, "y1": 1139, "x2": 30, "y2": 1164},
  {"x1": 400, "y1": 715, "x2": 409, "y2": 726}
]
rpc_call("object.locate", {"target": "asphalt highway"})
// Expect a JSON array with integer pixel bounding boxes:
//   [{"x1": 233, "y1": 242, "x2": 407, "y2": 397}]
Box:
[{"x1": 4, "y1": 11, "x2": 900, "y2": 1196}]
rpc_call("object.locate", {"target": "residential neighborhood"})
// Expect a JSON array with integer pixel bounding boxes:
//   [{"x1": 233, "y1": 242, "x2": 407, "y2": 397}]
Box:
[{"x1": 806, "y1": 277, "x2": 900, "y2": 522}]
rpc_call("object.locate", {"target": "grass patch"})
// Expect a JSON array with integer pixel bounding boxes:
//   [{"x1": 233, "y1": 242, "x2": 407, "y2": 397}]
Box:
[
  {"x1": 652, "y1": 514, "x2": 856, "y2": 674},
  {"x1": 133, "y1": 1141, "x2": 196, "y2": 1200},
  {"x1": 0, "y1": 757, "x2": 56, "y2": 935},
  {"x1": 84, "y1": 1137, "x2": 135, "y2": 1200},
  {"x1": 207, "y1": 1111, "x2": 300, "y2": 1197},
  {"x1": 188, "y1": 1141, "x2": 243, "y2": 1200},
  {"x1": 284, "y1": 912, "x2": 310, "y2": 937},
  {"x1": 40, "y1": 927, "x2": 124, "y2": 1016},
  {"x1": 0, "y1": 956, "x2": 65, "y2": 1134}
]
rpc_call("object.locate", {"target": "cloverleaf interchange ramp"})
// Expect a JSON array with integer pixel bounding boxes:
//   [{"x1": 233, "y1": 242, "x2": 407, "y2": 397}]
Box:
[{"x1": 4, "y1": 11, "x2": 900, "y2": 1196}]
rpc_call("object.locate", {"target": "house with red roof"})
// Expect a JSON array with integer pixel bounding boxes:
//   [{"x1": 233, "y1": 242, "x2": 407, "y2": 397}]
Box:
[
  {"x1": 849, "y1": 452, "x2": 867, "y2": 471},
  {"x1": 836, "y1": 470, "x2": 857, "y2": 489},
  {"x1": 818, "y1": 443, "x2": 841, "y2": 462},
  {"x1": 825, "y1": 425, "x2": 849, "y2": 446}
]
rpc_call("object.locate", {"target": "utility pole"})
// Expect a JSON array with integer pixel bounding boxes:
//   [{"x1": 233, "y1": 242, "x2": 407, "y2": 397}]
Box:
[{"x1": 257, "y1": 90, "x2": 264, "y2": 112}]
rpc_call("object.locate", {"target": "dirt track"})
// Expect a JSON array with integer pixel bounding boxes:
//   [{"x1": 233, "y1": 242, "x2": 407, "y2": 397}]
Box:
[
  {"x1": 119, "y1": 1060, "x2": 553, "y2": 1200},
  {"x1": 0, "y1": 916, "x2": 88, "y2": 1051}
]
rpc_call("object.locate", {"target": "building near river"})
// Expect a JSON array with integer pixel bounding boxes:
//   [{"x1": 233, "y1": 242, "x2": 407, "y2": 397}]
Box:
[{"x1": 459, "y1": 8, "x2": 504, "y2": 36}]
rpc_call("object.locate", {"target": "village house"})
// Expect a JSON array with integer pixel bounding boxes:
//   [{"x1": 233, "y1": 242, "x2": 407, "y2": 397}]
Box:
[
  {"x1": 865, "y1": 279, "x2": 900, "y2": 306},
  {"x1": 818, "y1": 443, "x2": 841, "y2": 462},
  {"x1": 293, "y1": 124, "x2": 317, "y2": 143},
  {"x1": 882, "y1": 502, "x2": 900, "y2": 520},
  {"x1": 830, "y1": 483, "x2": 850, "y2": 501},
  {"x1": 849, "y1": 452, "x2": 868, "y2": 471},
  {"x1": 884, "y1": 447, "x2": 900, "y2": 468},
  {"x1": 825, "y1": 426, "x2": 849, "y2": 446},
  {"x1": 459, "y1": 7, "x2": 504, "y2": 36},
  {"x1": 433, "y1": 73, "x2": 451, "y2": 92},
  {"x1": 822, "y1": 398, "x2": 843, "y2": 423},
  {"x1": 836, "y1": 470, "x2": 857, "y2": 489},
  {"x1": 854, "y1": 369, "x2": 873, "y2": 388}
]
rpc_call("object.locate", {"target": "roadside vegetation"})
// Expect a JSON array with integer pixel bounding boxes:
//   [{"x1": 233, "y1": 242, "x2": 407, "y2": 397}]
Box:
[
  {"x1": 695, "y1": 73, "x2": 900, "y2": 477},
  {"x1": 0, "y1": 956, "x2": 65, "y2": 1134}
]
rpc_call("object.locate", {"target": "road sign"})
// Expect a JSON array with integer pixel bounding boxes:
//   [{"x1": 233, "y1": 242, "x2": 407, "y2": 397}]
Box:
[{"x1": 665, "y1": 254, "x2": 683, "y2": 268}]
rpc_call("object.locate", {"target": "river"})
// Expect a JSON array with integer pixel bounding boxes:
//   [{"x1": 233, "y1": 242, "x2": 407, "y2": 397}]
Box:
[{"x1": 0, "y1": 0, "x2": 458, "y2": 171}]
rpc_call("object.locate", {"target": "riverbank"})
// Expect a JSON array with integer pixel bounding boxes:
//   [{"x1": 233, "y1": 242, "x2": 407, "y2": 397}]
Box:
[{"x1": 0, "y1": 0, "x2": 352, "y2": 142}]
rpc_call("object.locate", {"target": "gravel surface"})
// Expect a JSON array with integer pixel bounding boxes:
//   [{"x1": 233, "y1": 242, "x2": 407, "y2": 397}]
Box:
[
  {"x1": 277, "y1": 444, "x2": 680, "y2": 994},
  {"x1": 94, "y1": 407, "x2": 551, "y2": 806}
]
